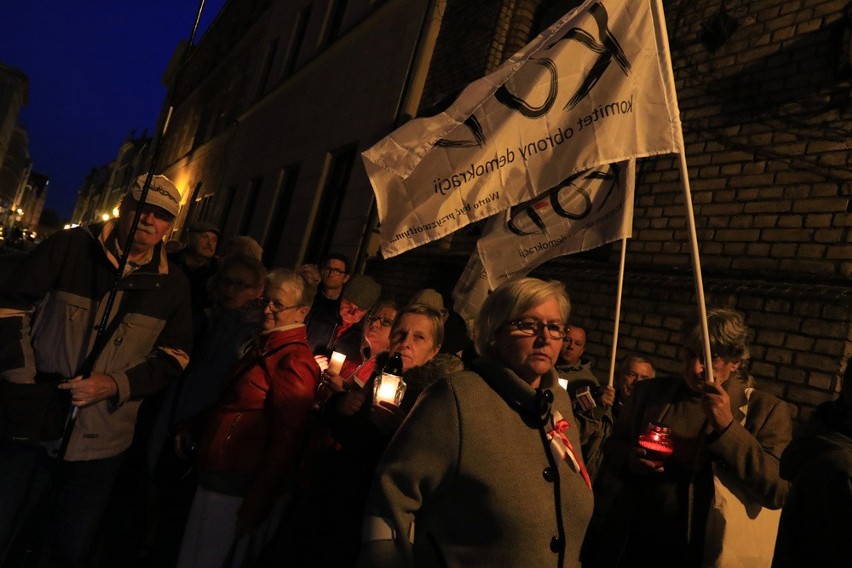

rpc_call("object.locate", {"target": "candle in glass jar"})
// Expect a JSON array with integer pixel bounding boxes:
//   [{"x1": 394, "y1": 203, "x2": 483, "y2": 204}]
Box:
[
  {"x1": 637, "y1": 422, "x2": 674, "y2": 468},
  {"x1": 375, "y1": 374, "x2": 401, "y2": 405},
  {"x1": 328, "y1": 351, "x2": 346, "y2": 374}
]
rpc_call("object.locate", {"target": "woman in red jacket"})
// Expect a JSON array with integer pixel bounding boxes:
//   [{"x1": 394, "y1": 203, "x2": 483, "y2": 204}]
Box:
[{"x1": 176, "y1": 269, "x2": 320, "y2": 568}]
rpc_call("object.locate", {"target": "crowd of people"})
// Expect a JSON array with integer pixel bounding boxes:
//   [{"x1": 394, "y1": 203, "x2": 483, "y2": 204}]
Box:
[{"x1": 0, "y1": 175, "x2": 848, "y2": 567}]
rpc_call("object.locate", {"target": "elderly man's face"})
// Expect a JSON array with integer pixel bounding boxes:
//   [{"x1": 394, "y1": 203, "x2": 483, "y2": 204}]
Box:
[
  {"x1": 682, "y1": 349, "x2": 741, "y2": 393},
  {"x1": 188, "y1": 230, "x2": 218, "y2": 259},
  {"x1": 118, "y1": 200, "x2": 173, "y2": 254},
  {"x1": 339, "y1": 298, "x2": 368, "y2": 326},
  {"x1": 618, "y1": 360, "x2": 655, "y2": 399},
  {"x1": 560, "y1": 326, "x2": 586, "y2": 366}
]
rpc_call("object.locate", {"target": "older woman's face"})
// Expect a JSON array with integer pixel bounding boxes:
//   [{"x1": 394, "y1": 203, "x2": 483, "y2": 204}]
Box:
[
  {"x1": 262, "y1": 282, "x2": 305, "y2": 331},
  {"x1": 389, "y1": 313, "x2": 439, "y2": 372},
  {"x1": 494, "y1": 296, "x2": 565, "y2": 387},
  {"x1": 682, "y1": 349, "x2": 741, "y2": 393},
  {"x1": 363, "y1": 305, "x2": 398, "y2": 354}
]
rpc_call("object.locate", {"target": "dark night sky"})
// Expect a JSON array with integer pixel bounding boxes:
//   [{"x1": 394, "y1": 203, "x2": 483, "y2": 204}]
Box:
[{"x1": 0, "y1": 1, "x2": 228, "y2": 220}]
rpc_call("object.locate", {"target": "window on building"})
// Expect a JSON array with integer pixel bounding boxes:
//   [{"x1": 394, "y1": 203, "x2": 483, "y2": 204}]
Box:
[
  {"x1": 319, "y1": 0, "x2": 349, "y2": 48},
  {"x1": 255, "y1": 38, "x2": 279, "y2": 100},
  {"x1": 220, "y1": 185, "x2": 238, "y2": 235},
  {"x1": 193, "y1": 104, "x2": 213, "y2": 149},
  {"x1": 263, "y1": 165, "x2": 300, "y2": 266},
  {"x1": 197, "y1": 193, "x2": 214, "y2": 223},
  {"x1": 304, "y1": 146, "x2": 356, "y2": 264},
  {"x1": 282, "y1": 4, "x2": 312, "y2": 77},
  {"x1": 240, "y1": 176, "x2": 263, "y2": 235}
]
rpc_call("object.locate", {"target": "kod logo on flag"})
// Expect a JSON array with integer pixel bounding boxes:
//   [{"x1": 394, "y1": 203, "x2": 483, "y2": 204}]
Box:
[
  {"x1": 478, "y1": 160, "x2": 635, "y2": 289},
  {"x1": 363, "y1": 0, "x2": 682, "y2": 258}
]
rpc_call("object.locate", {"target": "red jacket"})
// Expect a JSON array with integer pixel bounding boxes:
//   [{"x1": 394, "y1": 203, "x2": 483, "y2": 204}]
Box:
[{"x1": 197, "y1": 324, "x2": 320, "y2": 526}]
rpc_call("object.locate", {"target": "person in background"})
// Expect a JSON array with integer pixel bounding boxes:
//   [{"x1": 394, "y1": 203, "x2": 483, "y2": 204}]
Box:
[
  {"x1": 141, "y1": 253, "x2": 268, "y2": 567},
  {"x1": 556, "y1": 324, "x2": 614, "y2": 480},
  {"x1": 175, "y1": 269, "x2": 319, "y2": 568},
  {"x1": 316, "y1": 300, "x2": 398, "y2": 393},
  {"x1": 358, "y1": 278, "x2": 593, "y2": 567},
  {"x1": 584, "y1": 308, "x2": 792, "y2": 568},
  {"x1": 614, "y1": 354, "x2": 656, "y2": 416},
  {"x1": 169, "y1": 221, "x2": 220, "y2": 318},
  {"x1": 282, "y1": 304, "x2": 454, "y2": 567},
  {"x1": 219, "y1": 235, "x2": 263, "y2": 261},
  {"x1": 772, "y1": 365, "x2": 851, "y2": 568},
  {"x1": 557, "y1": 324, "x2": 598, "y2": 383},
  {"x1": 307, "y1": 273, "x2": 381, "y2": 359},
  {"x1": 409, "y1": 288, "x2": 475, "y2": 357},
  {"x1": 305, "y1": 253, "x2": 351, "y2": 351}
]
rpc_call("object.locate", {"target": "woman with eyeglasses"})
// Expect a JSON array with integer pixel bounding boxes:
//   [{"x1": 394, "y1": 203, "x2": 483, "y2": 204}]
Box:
[
  {"x1": 175, "y1": 269, "x2": 320, "y2": 568},
  {"x1": 279, "y1": 303, "x2": 462, "y2": 567},
  {"x1": 583, "y1": 308, "x2": 792, "y2": 568},
  {"x1": 315, "y1": 300, "x2": 399, "y2": 395},
  {"x1": 358, "y1": 278, "x2": 593, "y2": 568}
]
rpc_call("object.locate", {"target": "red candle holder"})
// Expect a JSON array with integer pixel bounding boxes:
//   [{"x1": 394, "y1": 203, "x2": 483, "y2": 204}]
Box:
[{"x1": 637, "y1": 422, "x2": 674, "y2": 468}]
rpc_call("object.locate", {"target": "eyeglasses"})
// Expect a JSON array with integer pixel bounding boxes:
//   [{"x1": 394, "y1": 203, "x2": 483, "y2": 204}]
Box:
[
  {"x1": 322, "y1": 266, "x2": 347, "y2": 275},
  {"x1": 365, "y1": 314, "x2": 394, "y2": 327},
  {"x1": 217, "y1": 276, "x2": 255, "y2": 291},
  {"x1": 264, "y1": 298, "x2": 298, "y2": 313},
  {"x1": 507, "y1": 319, "x2": 568, "y2": 340}
]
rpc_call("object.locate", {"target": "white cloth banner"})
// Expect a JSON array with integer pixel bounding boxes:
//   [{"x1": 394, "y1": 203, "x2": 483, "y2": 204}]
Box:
[
  {"x1": 451, "y1": 251, "x2": 491, "y2": 332},
  {"x1": 478, "y1": 159, "x2": 635, "y2": 289},
  {"x1": 363, "y1": 0, "x2": 682, "y2": 258}
]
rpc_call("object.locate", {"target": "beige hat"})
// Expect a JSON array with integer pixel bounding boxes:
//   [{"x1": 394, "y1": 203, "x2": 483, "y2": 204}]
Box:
[
  {"x1": 342, "y1": 275, "x2": 382, "y2": 310},
  {"x1": 130, "y1": 174, "x2": 181, "y2": 218},
  {"x1": 411, "y1": 288, "x2": 445, "y2": 312}
]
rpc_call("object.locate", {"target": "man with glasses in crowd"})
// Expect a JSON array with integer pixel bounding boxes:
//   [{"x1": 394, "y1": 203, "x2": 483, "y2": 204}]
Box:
[{"x1": 305, "y1": 254, "x2": 350, "y2": 350}]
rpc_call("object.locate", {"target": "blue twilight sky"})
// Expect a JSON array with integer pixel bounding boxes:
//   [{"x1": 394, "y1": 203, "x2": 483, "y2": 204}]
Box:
[{"x1": 0, "y1": 1, "x2": 228, "y2": 220}]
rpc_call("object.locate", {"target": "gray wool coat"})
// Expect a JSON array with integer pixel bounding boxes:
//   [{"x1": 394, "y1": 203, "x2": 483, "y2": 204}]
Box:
[{"x1": 357, "y1": 357, "x2": 595, "y2": 568}]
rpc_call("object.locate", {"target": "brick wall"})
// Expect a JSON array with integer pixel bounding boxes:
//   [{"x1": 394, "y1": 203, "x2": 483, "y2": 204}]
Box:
[
  {"x1": 627, "y1": 0, "x2": 851, "y2": 278},
  {"x1": 370, "y1": 0, "x2": 851, "y2": 426}
]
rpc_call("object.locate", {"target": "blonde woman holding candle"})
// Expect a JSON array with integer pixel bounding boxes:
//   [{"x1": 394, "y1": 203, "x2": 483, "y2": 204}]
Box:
[{"x1": 285, "y1": 304, "x2": 460, "y2": 567}]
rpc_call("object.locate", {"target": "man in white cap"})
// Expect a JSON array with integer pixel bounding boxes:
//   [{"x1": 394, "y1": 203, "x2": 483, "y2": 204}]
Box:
[{"x1": 0, "y1": 173, "x2": 193, "y2": 566}]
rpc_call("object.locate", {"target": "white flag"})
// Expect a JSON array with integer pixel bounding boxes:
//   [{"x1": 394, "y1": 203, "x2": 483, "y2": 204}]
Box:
[
  {"x1": 451, "y1": 251, "x2": 491, "y2": 333},
  {"x1": 363, "y1": 0, "x2": 682, "y2": 258},
  {"x1": 478, "y1": 159, "x2": 635, "y2": 289}
]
